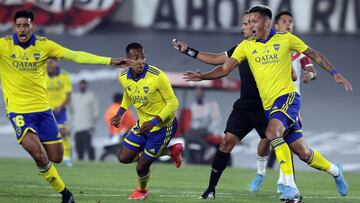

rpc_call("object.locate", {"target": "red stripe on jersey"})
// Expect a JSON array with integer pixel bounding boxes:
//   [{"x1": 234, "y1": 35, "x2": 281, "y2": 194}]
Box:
[
  {"x1": 292, "y1": 52, "x2": 301, "y2": 61},
  {"x1": 300, "y1": 56, "x2": 313, "y2": 70}
]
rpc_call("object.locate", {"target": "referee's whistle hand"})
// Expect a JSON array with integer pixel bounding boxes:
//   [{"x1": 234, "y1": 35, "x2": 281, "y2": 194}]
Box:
[{"x1": 172, "y1": 40, "x2": 189, "y2": 53}]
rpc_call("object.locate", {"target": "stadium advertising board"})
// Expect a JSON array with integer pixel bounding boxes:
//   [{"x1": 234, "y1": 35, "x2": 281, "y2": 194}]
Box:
[
  {"x1": 0, "y1": 0, "x2": 121, "y2": 35},
  {"x1": 134, "y1": 0, "x2": 360, "y2": 34}
]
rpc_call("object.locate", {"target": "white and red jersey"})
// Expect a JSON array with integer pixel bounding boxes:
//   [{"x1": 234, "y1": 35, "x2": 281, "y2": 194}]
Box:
[{"x1": 292, "y1": 52, "x2": 313, "y2": 94}]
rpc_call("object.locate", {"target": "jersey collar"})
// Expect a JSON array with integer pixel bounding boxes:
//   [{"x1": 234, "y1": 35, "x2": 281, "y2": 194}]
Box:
[
  {"x1": 127, "y1": 64, "x2": 149, "y2": 82},
  {"x1": 48, "y1": 68, "x2": 61, "y2": 78},
  {"x1": 256, "y1": 29, "x2": 276, "y2": 44},
  {"x1": 13, "y1": 33, "x2": 36, "y2": 49}
]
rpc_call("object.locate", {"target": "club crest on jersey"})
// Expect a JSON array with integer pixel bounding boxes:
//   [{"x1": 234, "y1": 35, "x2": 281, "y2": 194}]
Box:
[
  {"x1": 273, "y1": 44, "x2": 280, "y2": 51},
  {"x1": 252, "y1": 50, "x2": 257, "y2": 54},
  {"x1": 127, "y1": 86, "x2": 132, "y2": 91},
  {"x1": 34, "y1": 53, "x2": 40, "y2": 61},
  {"x1": 143, "y1": 86, "x2": 149, "y2": 93},
  {"x1": 10, "y1": 54, "x2": 16, "y2": 59}
]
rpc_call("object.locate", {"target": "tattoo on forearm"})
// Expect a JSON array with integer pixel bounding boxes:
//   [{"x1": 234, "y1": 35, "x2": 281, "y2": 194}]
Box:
[{"x1": 304, "y1": 48, "x2": 334, "y2": 72}]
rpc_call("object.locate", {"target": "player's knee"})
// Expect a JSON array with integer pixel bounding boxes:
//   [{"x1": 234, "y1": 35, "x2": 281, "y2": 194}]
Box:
[
  {"x1": 33, "y1": 152, "x2": 49, "y2": 166},
  {"x1": 50, "y1": 155, "x2": 63, "y2": 164},
  {"x1": 265, "y1": 128, "x2": 278, "y2": 140},
  {"x1": 118, "y1": 154, "x2": 132, "y2": 164},
  {"x1": 219, "y1": 138, "x2": 236, "y2": 153}
]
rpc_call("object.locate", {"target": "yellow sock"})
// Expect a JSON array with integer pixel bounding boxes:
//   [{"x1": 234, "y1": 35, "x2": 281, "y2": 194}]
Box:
[
  {"x1": 39, "y1": 163, "x2": 66, "y2": 192},
  {"x1": 307, "y1": 149, "x2": 331, "y2": 172},
  {"x1": 271, "y1": 138, "x2": 293, "y2": 175},
  {"x1": 138, "y1": 171, "x2": 151, "y2": 190},
  {"x1": 63, "y1": 136, "x2": 71, "y2": 160}
]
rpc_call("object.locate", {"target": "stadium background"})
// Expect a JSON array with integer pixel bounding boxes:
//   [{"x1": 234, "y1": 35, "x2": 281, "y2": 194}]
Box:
[{"x1": 0, "y1": 0, "x2": 359, "y2": 171}]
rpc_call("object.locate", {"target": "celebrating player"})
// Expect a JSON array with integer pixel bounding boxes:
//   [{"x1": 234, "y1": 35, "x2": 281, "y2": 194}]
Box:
[
  {"x1": 111, "y1": 42, "x2": 180, "y2": 200},
  {"x1": 184, "y1": 5, "x2": 351, "y2": 202},
  {"x1": 0, "y1": 10, "x2": 134, "y2": 203}
]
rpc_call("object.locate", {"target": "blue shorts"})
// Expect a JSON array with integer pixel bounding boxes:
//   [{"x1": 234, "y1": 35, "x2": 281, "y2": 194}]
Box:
[
  {"x1": 53, "y1": 108, "x2": 67, "y2": 128},
  {"x1": 266, "y1": 92, "x2": 303, "y2": 144},
  {"x1": 7, "y1": 109, "x2": 62, "y2": 144},
  {"x1": 283, "y1": 120, "x2": 303, "y2": 144},
  {"x1": 122, "y1": 118, "x2": 178, "y2": 161}
]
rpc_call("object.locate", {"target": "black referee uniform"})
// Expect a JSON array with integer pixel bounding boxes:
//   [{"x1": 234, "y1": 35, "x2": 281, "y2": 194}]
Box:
[{"x1": 224, "y1": 46, "x2": 268, "y2": 140}]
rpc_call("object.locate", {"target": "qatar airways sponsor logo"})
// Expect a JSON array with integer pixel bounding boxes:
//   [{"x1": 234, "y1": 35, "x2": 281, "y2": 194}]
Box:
[
  {"x1": 12, "y1": 61, "x2": 39, "y2": 71},
  {"x1": 131, "y1": 95, "x2": 149, "y2": 105},
  {"x1": 254, "y1": 54, "x2": 279, "y2": 65}
]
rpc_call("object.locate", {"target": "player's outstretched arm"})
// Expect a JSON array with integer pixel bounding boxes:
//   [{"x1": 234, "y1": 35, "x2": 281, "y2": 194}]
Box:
[
  {"x1": 183, "y1": 57, "x2": 238, "y2": 81},
  {"x1": 172, "y1": 39, "x2": 227, "y2": 65},
  {"x1": 303, "y1": 47, "x2": 353, "y2": 92},
  {"x1": 61, "y1": 49, "x2": 137, "y2": 68}
]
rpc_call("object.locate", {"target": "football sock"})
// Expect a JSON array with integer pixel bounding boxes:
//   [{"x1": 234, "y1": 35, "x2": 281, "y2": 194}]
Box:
[
  {"x1": 285, "y1": 174, "x2": 298, "y2": 189},
  {"x1": 39, "y1": 162, "x2": 66, "y2": 192},
  {"x1": 138, "y1": 170, "x2": 151, "y2": 190},
  {"x1": 270, "y1": 137, "x2": 293, "y2": 175},
  {"x1": 277, "y1": 168, "x2": 285, "y2": 185},
  {"x1": 270, "y1": 138, "x2": 296, "y2": 188},
  {"x1": 256, "y1": 155, "x2": 268, "y2": 176},
  {"x1": 307, "y1": 149, "x2": 339, "y2": 176},
  {"x1": 63, "y1": 136, "x2": 71, "y2": 160},
  {"x1": 208, "y1": 150, "x2": 230, "y2": 191}
]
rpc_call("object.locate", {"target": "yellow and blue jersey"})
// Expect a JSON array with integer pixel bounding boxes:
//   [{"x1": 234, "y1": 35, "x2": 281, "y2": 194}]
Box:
[
  {"x1": 118, "y1": 64, "x2": 179, "y2": 132},
  {"x1": 47, "y1": 70, "x2": 72, "y2": 109},
  {"x1": 231, "y1": 30, "x2": 309, "y2": 110},
  {"x1": 0, "y1": 33, "x2": 111, "y2": 113}
]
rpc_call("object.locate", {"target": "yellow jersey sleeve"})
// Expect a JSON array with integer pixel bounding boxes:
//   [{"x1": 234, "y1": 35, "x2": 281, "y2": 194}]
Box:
[
  {"x1": 45, "y1": 39, "x2": 66, "y2": 58},
  {"x1": 62, "y1": 49, "x2": 111, "y2": 65},
  {"x1": 288, "y1": 33, "x2": 309, "y2": 53},
  {"x1": 157, "y1": 72, "x2": 179, "y2": 121},
  {"x1": 44, "y1": 39, "x2": 111, "y2": 64},
  {"x1": 230, "y1": 41, "x2": 247, "y2": 63}
]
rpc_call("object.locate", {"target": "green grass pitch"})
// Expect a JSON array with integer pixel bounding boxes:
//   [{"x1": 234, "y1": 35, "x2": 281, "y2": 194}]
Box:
[{"x1": 0, "y1": 157, "x2": 359, "y2": 203}]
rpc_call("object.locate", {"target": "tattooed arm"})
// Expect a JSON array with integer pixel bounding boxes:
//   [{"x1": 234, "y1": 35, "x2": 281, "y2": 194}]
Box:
[{"x1": 303, "y1": 47, "x2": 353, "y2": 92}]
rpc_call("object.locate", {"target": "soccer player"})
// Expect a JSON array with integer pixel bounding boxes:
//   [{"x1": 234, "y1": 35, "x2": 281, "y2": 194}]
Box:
[
  {"x1": 47, "y1": 58, "x2": 73, "y2": 167},
  {"x1": 184, "y1": 5, "x2": 351, "y2": 201},
  {"x1": 172, "y1": 11, "x2": 271, "y2": 199},
  {"x1": 249, "y1": 10, "x2": 319, "y2": 193},
  {"x1": 0, "y1": 10, "x2": 133, "y2": 203},
  {"x1": 111, "y1": 42, "x2": 180, "y2": 200}
]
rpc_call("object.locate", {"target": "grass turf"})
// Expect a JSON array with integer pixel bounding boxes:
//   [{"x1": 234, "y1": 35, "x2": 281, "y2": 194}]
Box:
[{"x1": 0, "y1": 157, "x2": 359, "y2": 203}]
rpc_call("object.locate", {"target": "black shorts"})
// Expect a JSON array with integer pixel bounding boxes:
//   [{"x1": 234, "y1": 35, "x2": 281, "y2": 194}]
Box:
[{"x1": 225, "y1": 108, "x2": 268, "y2": 140}]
